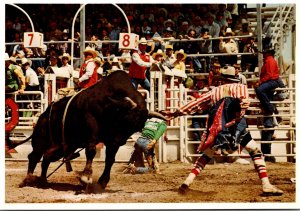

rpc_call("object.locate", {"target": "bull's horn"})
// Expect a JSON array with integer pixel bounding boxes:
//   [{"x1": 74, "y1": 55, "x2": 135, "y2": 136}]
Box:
[
  {"x1": 148, "y1": 111, "x2": 167, "y2": 121},
  {"x1": 124, "y1": 97, "x2": 137, "y2": 109}
]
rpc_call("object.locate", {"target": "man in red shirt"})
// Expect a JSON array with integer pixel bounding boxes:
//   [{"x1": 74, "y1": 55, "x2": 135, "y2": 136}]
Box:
[
  {"x1": 77, "y1": 47, "x2": 98, "y2": 89},
  {"x1": 128, "y1": 37, "x2": 156, "y2": 93},
  {"x1": 255, "y1": 49, "x2": 280, "y2": 119},
  {"x1": 255, "y1": 49, "x2": 281, "y2": 163}
]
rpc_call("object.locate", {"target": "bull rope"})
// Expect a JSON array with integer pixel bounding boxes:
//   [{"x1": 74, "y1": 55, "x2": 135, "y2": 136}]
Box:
[{"x1": 61, "y1": 89, "x2": 85, "y2": 152}]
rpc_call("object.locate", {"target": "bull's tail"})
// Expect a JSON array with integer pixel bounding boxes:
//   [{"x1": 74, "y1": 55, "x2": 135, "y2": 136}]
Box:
[{"x1": 6, "y1": 134, "x2": 33, "y2": 150}]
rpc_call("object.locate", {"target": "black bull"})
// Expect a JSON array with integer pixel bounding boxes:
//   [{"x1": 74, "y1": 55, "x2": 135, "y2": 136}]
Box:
[{"x1": 19, "y1": 70, "x2": 165, "y2": 191}]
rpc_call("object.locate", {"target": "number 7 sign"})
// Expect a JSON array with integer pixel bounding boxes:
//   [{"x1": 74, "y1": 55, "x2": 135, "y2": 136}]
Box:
[
  {"x1": 24, "y1": 32, "x2": 44, "y2": 48},
  {"x1": 119, "y1": 33, "x2": 139, "y2": 50}
]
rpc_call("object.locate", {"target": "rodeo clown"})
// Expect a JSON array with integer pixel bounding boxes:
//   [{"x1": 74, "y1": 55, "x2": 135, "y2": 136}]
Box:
[
  {"x1": 160, "y1": 67, "x2": 283, "y2": 196},
  {"x1": 123, "y1": 117, "x2": 167, "y2": 174}
]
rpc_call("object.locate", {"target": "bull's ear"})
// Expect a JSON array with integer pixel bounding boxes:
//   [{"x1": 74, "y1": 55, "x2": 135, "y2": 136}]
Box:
[{"x1": 148, "y1": 111, "x2": 167, "y2": 121}]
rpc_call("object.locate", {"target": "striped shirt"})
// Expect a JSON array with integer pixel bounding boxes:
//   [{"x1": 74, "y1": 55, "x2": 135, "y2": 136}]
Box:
[{"x1": 178, "y1": 83, "x2": 249, "y2": 115}]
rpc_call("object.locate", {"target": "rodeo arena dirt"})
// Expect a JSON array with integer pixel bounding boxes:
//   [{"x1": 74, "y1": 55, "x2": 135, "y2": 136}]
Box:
[{"x1": 3, "y1": 3, "x2": 298, "y2": 210}]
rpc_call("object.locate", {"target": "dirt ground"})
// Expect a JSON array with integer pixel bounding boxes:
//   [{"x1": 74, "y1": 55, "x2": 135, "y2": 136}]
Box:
[{"x1": 5, "y1": 160, "x2": 296, "y2": 206}]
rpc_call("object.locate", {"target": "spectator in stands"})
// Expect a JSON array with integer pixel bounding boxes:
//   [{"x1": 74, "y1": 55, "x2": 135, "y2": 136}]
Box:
[
  {"x1": 208, "y1": 62, "x2": 221, "y2": 87},
  {"x1": 204, "y1": 15, "x2": 221, "y2": 53},
  {"x1": 181, "y1": 29, "x2": 201, "y2": 73},
  {"x1": 46, "y1": 21, "x2": 63, "y2": 41},
  {"x1": 189, "y1": 75, "x2": 209, "y2": 141},
  {"x1": 237, "y1": 19, "x2": 254, "y2": 60},
  {"x1": 152, "y1": 49, "x2": 166, "y2": 63},
  {"x1": 59, "y1": 53, "x2": 73, "y2": 86},
  {"x1": 177, "y1": 21, "x2": 190, "y2": 40},
  {"x1": 242, "y1": 37, "x2": 258, "y2": 72},
  {"x1": 21, "y1": 58, "x2": 40, "y2": 92},
  {"x1": 255, "y1": 49, "x2": 281, "y2": 163},
  {"x1": 234, "y1": 63, "x2": 247, "y2": 85},
  {"x1": 198, "y1": 28, "x2": 212, "y2": 73},
  {"x1": 12, "y1": 42, "x2": 29, "y2": 59},
  {"x1": 163, "y1": 44, "x2": 176, "y2": 69},
  {"x1": 123, "y1": 117, "x2": 167, "y2": 174},
  {"x1": 59, "y1": 29, "x2": 70, "y2": 54},
  {"x1": 128, "y1": 37, "x2": 156, "y2": 93},
  {"x1": 75, "y1": 46, "x2": 98, "y2": 89},
  {"x1": 187, "y1": 16, "x2": 202, "y2": 37},
  {"x1": 217, "y1": 4, "x2": 232, "y2": 27},
  {"x1": 215, "y1": 12, "x2": 228, "y2": 34},
  {"x1": 5, "y1": 53, "x2": 26, "y2": 93},
  {"x1": 219, "y1": 27, "x2": 238, "y2": 66},
  {"x1": 173, "y1": 49, "x2": 187, "y2": 72}
]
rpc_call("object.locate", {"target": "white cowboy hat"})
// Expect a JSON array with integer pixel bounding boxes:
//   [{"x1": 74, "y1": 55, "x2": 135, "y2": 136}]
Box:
[
  {"x1": 164, "y1": 19, "x2": 175, "y2": 27},
  {"x1": 83, "y1": 46, "x2": 97, "y2": 58},
  {"x1": 152, "y1": 49, "x2": 166, "y2": 59},
  {"x1": 225, "y1": 27, "x2": 235, "y2": 36},
  {"x1": 138, "y1": 37, "x2": 148, "y2": 45},
  {"x1": 59, "y1": 53, "x2": 71, "y2": 62},
  {"x1": 21, "y1": 58, "x2": 32, "y2": 67},
  {"x1": 174, "y1": 49, "x2": 187, "y2": 60},
  {"x1": 5, "y1": 53, "x2": 10, "y2": 61}
]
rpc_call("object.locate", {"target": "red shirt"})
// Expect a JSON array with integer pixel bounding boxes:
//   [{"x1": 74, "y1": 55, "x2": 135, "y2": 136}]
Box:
[
  {"x1": 79, "y1": 61, "x2": 98, "y2": 88},
  {"x1": 128, "y1": 51, "x2": 151, "y2": 79},
  {"x1": 260, "y1": 55, "x2": 280, "y2": 83}
]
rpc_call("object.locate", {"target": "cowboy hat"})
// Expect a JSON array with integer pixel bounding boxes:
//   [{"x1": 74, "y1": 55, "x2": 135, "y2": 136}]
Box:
[
  {"x1": 225, "y1": 27, "x2": 235, "y2": 36},
  {"x1": 21, "y1": 58, "x2": 32, "y2": 67},
  {"x1": 164, "y1": 27, "x2": 174, "y2": 32},
  {"x1": 165, "y1": 44, "x2": 173, "y2": 50},
  {"x1": 214, "y1": 66, "x2": 239, "y2": 82},
  {"x1": 5, "y1": 53, "x2": 10, "y2": 61},
  {"x1": 59, "y1": 53, "x2": 71, "y2": 62},
  {"x1": 138, "y1": 37, "x2": 148, "y2": 45},
  {"x1": 152, "y1": 49, "x2": 166, "y2": 59},
  {"x1": 9, "y1": 56, "x2": 17, "y2": 64},
  {"x1": 258, "y1": 48, "x2": 275, "y2": 55},
  {"x1": 213, "y1": 62, "x2": 221, "y2": 67},
  {"x1": 83, "y1": 46, "x2": 97, "y2": 58},
  {"x1": 174, "y1": 49, "x2": 187, "y2": 60},
  {"x1": 195, "y1": 74, "x2": 208, "y2": 82},
  {"x1": 164, "y1": 19, "x2": 175, "y2": 27}
]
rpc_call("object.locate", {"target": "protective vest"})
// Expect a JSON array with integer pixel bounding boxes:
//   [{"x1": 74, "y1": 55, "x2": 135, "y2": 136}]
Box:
[
  {"x1": 142, "y1": 118, "x2": 167, "y2": 140},
  {"x1": 5, "y1": 64, "x2": 19, "y2": 91},
  {"x1": 79, "y1": 61, "x2": 98, "y2": 88},
  {"x1": 128, "y1": 51, "x2": 150, "y2": 79}
]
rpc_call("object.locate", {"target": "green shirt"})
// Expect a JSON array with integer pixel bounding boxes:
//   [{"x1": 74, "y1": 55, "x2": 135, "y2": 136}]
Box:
[
  {"x1": 142, "y1": 117, "x2": 167, "y2": 140},
  {"x1": 5, "y1": 64, "x2": 19, "y2": 91}
]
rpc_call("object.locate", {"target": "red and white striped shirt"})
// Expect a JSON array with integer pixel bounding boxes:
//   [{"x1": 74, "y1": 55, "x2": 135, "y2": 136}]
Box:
[{"x1": 178, "y1": 83, "x2": 249, "y2": 115}]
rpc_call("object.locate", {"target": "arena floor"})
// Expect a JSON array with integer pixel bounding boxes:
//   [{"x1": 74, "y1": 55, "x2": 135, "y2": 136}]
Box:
[{"x1": 4, "y1": 159, "x2": 296, "y2": 207}]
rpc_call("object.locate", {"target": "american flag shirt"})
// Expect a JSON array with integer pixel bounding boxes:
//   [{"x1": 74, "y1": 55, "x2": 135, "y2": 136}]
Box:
[{"x1": 177, "y1": 83, "x2": 249, "y2": 116}]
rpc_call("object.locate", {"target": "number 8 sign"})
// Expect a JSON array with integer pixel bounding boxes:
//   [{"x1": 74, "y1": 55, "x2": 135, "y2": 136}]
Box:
[
  {"x1": 24, "y1": 32, "x2": 44, "y2": 48},
  {"x1": 119, "y1": 33, "x2": 139, "y2": 50}
]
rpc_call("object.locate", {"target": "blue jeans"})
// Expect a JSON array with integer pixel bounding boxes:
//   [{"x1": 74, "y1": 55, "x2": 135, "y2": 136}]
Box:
[
  {"x1": 255, "y1": 79, "x2": 280, "y2": 115},
  {"x1": 135, "y1": 137, "x2": 155, "y2": 174},
  {"x1": 131, "y1": 78, "x2": 150, "y2": 93}
]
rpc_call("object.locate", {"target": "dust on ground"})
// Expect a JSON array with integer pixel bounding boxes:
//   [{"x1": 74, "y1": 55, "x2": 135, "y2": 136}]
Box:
[{"x1": 5, "y1": 160, "x2": 296, "y2": 204}]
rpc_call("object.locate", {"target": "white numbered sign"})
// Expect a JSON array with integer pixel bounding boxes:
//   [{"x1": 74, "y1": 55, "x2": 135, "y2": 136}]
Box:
[
  {"x1": 24, "y1": 32, "x2": 44, "y2": 48},
  {"x1": 119, "y1": 33, "x2": 139, "y2": 50}
]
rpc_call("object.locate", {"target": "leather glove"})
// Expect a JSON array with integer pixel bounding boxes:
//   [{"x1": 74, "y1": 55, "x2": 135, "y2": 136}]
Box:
[{"x1": 147, "y1": 139, "x2": 157, "y2": 150}]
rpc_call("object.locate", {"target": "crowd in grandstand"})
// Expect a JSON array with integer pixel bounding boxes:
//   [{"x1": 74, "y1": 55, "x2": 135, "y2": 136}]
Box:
[{"x1": 5, "y1": 4, "x2": 263, "y2": 82}]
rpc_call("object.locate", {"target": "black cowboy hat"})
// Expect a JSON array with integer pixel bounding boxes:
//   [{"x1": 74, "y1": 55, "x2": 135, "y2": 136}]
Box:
[{"x1": 258, "y1": 48, "x2": 275, "y2": 55}]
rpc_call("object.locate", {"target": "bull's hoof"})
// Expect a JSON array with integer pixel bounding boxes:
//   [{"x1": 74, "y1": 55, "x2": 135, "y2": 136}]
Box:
[
  {"x1": 80, "y1": 175, "x2": 93, "y2": 184},
  {"x1": 178, "y1": 184, "x2": 189, "y2": 195},
  {"x1": 85, "y1": 183, "x2": 105, "y2": 194},
  {"x1": 19, "y1": 174, "x2": 47, "y2": 188}
]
